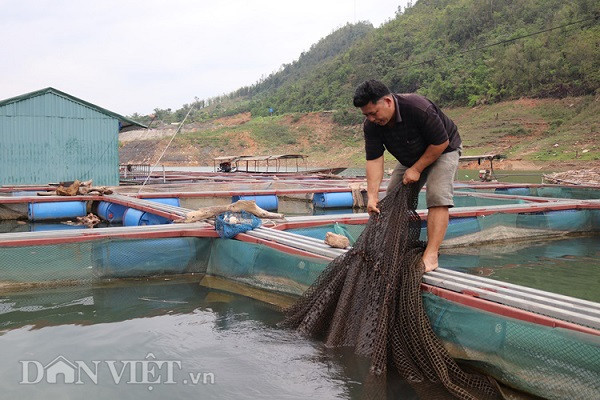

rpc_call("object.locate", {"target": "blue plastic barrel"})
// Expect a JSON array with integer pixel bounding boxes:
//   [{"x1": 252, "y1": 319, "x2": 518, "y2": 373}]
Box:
[
  {"x1": 28, "y1": 201, "x2": 87, "y2": 221},
  {"x1": 97, "y1": 201, "x2": 128, "y2": 223},
  {"x1": 139, "y1": 212, "x2": 171, "y2": 225},
  {"x1": 122, "y1": 208, "x2": 144, "y2": 226},
  {"x1": 232, "y1": 195, "x2": 278, "y2": 211},
  {"x1": 122, "y1": 208, "x2": 172, "y2": 226},
  {"x1": 313, "y1": 192, "x2": 353, "y2": 208},
  {"x1": 91, "y1": 237, "x2": 197, "y2": 277},
  {"x1": 121, "y1": 198, "x2": 180, "y2": 226}
]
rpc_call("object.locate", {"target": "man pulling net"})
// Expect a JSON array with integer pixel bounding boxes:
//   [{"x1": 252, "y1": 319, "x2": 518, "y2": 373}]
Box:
[{"x1": 283, "y1": 81, "x2": 501, "y2": 399}]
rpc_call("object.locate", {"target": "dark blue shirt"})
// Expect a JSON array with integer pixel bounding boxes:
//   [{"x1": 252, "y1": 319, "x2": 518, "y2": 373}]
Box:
[{"x1": 364, "y1": 94, "x2": 461, "y2": 167}]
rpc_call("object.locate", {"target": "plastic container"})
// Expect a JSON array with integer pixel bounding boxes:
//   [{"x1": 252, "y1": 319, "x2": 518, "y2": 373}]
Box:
[
  {"x1": 139, "y1": 212, "x2": 171, "y2": 225},
  {"x1": 97, "y1": 201, "x2": 128, "y2": 223},
  {"x1": 312, "y1": 192, "x2": 354, "y2": 208},
  {"x1": 231, "y1": 195, "x2": 278, "y2": 211},
  {"x1": 28, "y1": 201, "x2": 87, "y2": 221},
  {"x1": 122, "y1": 208, "x2": 172, "y2": 226},
  {"x1": 121, "y1": 198, "x2": 180, "y2": 226}
]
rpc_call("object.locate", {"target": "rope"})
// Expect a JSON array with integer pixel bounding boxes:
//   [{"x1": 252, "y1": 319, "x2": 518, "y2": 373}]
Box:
[{"x1": 137, "y1": 105, "x2": 195, "y2": 194}]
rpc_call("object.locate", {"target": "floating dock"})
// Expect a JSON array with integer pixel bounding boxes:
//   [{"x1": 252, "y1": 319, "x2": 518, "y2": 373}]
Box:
[{"x1": 1, "y1": 175, "x2": 599, "y2": 399}]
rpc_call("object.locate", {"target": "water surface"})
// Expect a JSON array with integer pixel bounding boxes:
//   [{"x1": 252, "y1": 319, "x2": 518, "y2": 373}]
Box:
[{"x1": 0, "y1": 279, "x2": 428, "y2": 399}]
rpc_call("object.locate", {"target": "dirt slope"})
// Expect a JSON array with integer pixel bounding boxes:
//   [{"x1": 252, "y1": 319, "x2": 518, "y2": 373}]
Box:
[{"x1": 120, "y1": 97, "x2": 600, "y2": 171}]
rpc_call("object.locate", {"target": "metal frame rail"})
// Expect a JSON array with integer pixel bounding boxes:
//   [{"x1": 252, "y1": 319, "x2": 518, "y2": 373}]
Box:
[{"x1": 240, "y1": 226, "x2": 600, "y2": 333}]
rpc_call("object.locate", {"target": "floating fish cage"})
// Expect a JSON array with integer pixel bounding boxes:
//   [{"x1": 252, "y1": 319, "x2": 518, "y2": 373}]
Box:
[{"x1": 0, "y1": 179, "x2": 599, "y2": 399}]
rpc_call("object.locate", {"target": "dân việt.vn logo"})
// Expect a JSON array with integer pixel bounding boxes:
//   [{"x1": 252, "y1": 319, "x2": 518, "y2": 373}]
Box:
[{"x1": 20, "y1": 353, "x2": 215, "y2": 390}]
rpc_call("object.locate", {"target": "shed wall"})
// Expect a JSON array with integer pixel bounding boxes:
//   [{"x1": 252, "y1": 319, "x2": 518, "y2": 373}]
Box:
[{"x1": 0, "y1": 92, "x2": 119, "y2": 186}]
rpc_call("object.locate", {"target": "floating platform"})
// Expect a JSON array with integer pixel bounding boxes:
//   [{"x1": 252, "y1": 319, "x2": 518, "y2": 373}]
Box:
[{"x1": 1, "y1": 177, "x2": 599, "y2": 399}]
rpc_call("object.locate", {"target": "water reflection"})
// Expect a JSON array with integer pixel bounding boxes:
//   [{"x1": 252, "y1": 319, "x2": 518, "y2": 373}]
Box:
[{"x1": 0, "y1": 277, "x2": 479, "y2": 399}]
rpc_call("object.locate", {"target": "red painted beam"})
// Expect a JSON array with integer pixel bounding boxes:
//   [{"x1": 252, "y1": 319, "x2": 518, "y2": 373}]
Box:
[
  {"x1": 421, "y1": 283, "x2": 600, "y2": 337},
  {"x1": 0, "y1": 228, "x2": 218, "y2": 247},
  {"x1": 0, "y1": 195, "x2": 103, "y2": 204}
]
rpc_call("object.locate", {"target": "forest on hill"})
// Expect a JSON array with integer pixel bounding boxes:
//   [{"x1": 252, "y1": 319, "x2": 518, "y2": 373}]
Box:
[{"x1": 130, "y1": 0, "x2": 599, "y2": 124}]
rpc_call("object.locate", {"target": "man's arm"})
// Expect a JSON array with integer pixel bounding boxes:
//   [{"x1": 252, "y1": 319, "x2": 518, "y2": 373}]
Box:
[
  {"x1": 366, "y1": 155, "x2": 384, "y2": 214},
  {"x1": 403, "y1": 140, "x2": 449, "y2": 184}
]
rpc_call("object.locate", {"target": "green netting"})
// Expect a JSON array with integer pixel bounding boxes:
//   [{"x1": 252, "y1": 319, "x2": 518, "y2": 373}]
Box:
[
  {"x1": 456, "y1": 186, "x2": 600, "y2": 200},
  {"x1": 440, "y1": 236, "x2": 600, "y2": 302},
  {"x1": 424, "y1": 192, "x2": 528, "y2": 209},
  {"x1": 1, "y1": 208, "x2": 595, "y2": 291},
  {"x1": 203, "y1": 237, "x2": 600, "y2": 399},
  {"x1": 206, "y1": 238, "x2": 328, "y2": 295},
  {"x1": 289, "y1": 210, "x2": 598, "y2": 248},
  {"x1": 0, "y1": 218, "x2": 598, "y2": 398},
  {"x1": 442, "y1": 210, "x2": 598, "y2": 246},
  {"x1": 423, "y1": 292, "x2": 600, "y2": 400},
  {"x1": 535, "y1": 186, "x2": 600, "y2": 200},
  {"x1": 0, "y1": 237, "x2": 211, "y2": 289},
  {"x1": 288, "y1": 223, "x2": 366, "y2": 245}
]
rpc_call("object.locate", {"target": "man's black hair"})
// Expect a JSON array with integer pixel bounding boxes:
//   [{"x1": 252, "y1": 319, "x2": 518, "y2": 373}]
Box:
[{"x1": 353, "y1": 80, "x2": 391, "y2": 107}]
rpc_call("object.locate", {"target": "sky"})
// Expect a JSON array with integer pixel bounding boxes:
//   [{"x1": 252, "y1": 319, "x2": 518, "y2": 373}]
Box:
[{"x1": 1, "y1": 0, "x2": 409, "y2": 116}]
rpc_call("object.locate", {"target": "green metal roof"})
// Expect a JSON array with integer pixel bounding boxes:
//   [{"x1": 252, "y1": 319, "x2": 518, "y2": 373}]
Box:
[{"x1": 0, "y1": 87, "x2": 147, "y2": 132}]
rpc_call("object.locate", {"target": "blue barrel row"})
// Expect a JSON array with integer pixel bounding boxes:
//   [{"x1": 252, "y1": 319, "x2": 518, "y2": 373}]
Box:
[
  {"x1": 98, "y1": 198, "x2": 180, "y2": 226},
  {"x1": 28, "y1": 198, "x2": 182, "y2": 226},
  {"x1": 233, "y1": 192, "x2": 357, "y2": 210}
]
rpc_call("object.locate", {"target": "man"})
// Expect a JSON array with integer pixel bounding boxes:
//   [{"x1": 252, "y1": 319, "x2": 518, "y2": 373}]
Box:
[{"x1": 353, "y1": 80, "x2": 462, "y2": 272}]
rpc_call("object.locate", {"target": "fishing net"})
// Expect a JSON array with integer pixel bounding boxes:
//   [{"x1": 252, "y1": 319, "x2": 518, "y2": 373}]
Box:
[
  {"x1": 282, "y1": 182, "x2": 501, "y2": 399},
  {"x1": 215, "y1": 210, "x2": 261, "y2": 239}
]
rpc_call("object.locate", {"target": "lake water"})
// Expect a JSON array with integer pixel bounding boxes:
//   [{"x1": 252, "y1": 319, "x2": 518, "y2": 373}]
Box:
[
  {"x1": 0, "y1": 279, "x2": 441, "y2": 400},
  {"x1": 441, "y1": 235, "x2": 600, "y2": 302}
]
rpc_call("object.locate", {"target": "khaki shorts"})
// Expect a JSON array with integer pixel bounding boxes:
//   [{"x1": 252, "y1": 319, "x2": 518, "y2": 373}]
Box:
[{"x1": 386, "y1": 149, "x2": 461, "y2": 208}]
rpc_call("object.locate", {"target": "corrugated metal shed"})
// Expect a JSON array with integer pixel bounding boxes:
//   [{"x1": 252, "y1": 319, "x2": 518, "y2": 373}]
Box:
[{"x1": 0, "y1": 88, "x2": 146, "y2": 186}]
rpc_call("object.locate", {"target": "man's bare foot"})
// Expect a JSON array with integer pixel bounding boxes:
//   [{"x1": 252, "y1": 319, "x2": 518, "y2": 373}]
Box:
[{"x1": 422, "y1": 253, "x2": 439, "y2": 272}]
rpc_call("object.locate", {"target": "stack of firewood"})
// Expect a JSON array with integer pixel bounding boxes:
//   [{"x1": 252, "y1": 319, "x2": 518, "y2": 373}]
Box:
[
  {"x1": 543, "y1": 167, "x2": 600, "y2": 186},
  {"x1": 38, "y1": 180, "x2": 113, "y2": 196}
]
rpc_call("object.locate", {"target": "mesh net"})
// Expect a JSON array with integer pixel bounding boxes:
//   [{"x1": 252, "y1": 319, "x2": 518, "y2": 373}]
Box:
[
  {"x1": 215, "y1": 210, "x2": 261, "y2": 239},
  {"x1": 282, "y1": 183, "x2": 501, "y2": 399},
  {"x1": 424, "y1": 293, "x2": 600, "y2": 400},
  {"x1": 0, "y1": 237, "x2": 211, "y2": 291}
]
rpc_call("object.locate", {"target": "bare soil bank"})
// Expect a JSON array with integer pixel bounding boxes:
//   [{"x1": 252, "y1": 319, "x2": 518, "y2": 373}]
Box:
[{"x1": 120, "y1": 97, "x2": 600, "y2": 172}]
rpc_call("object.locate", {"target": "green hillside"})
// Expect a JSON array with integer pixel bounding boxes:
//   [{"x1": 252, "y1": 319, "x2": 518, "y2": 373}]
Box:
[
  {"x1": 134, "y1": 0, "x2": 599, "y2": 123},
  {"x1": 120, "y1": 96, "x2": 599, "y2": 168},
  {"x1": 123, "y1": 0, "x2": 599, "y2": 167}
]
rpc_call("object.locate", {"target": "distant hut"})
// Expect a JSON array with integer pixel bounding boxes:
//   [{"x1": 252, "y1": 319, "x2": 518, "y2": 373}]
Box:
[{"x1": 0, "y1": 87, "x2": 146, "y2": 186}]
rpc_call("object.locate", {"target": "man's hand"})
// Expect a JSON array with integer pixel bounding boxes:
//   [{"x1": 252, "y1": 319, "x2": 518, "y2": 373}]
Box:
[
  {"x1": 402, "y1": 167, "x2": 421, "y2": 185},
  {"x1": 366, "y1": 156, "x2": 384, "y2": 215},
  {"x1": 367, "y1": 197, "x2": 380, "y2": 215}
]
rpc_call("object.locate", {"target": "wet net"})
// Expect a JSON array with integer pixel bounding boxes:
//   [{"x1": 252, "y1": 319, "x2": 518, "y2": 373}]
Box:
[{"x1": 282, "y1": 183, "x2": 501, "y2": 399}]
